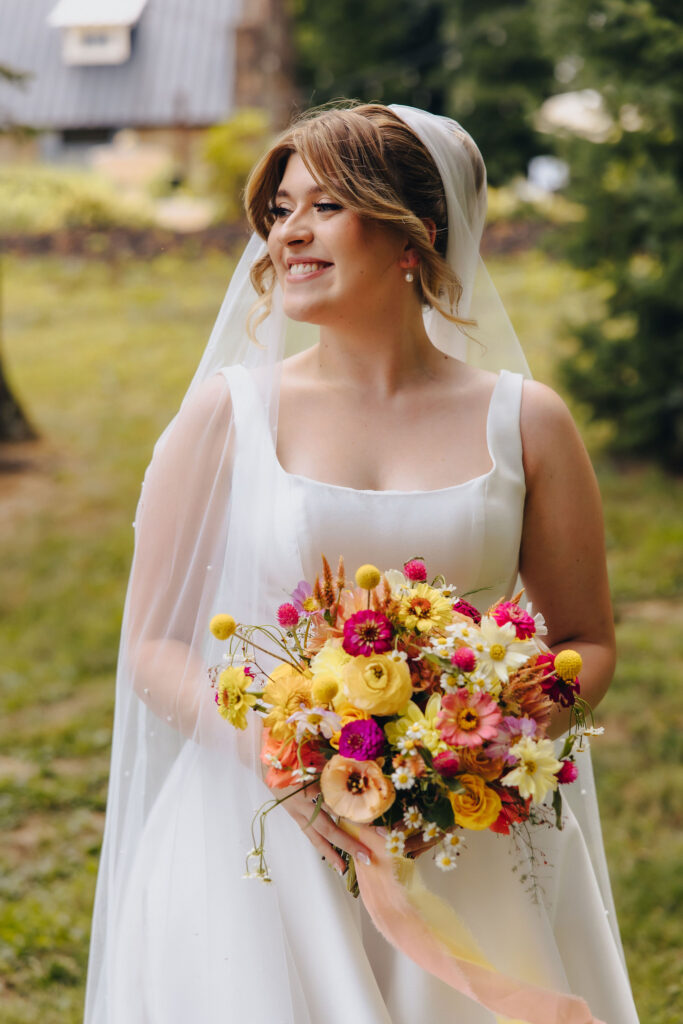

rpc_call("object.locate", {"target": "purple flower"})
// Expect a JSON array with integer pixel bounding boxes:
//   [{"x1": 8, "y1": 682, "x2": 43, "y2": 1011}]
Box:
[
  {"x1": 342, "y1": 609, "x2": 394, "y2": 657},
  {"x1": 487, "y1": 716, "x2": 537, "y2": 763},
  {"x1": 338, "y1": 719, "x2": 385, "y2": 761},
  {"x1": 291, "y1": 580, "x2": 320, "y2": 616}
]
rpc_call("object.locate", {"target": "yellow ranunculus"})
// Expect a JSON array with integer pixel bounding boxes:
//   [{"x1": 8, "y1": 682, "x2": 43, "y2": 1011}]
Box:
[
  {"x1": 342, "y1": 654, "x2": 412, "y2": 716},
  {"x1": 262, "y1": 663, "x2": 312, "y2": 742},
  {"x1": 448, "y1": 773, "x2": 502, "y2": 831},
  {"x1": 311, "y1": 644, "x2": 352, "y2": 687}
]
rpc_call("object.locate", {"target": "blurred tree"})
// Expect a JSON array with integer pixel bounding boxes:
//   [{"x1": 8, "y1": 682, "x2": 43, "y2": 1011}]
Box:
[
  {"x1": 203, "y1": 109, "x2": 272, "y2": 221},
  {"x1": 0, "y1": 63, "x2": 37, "y2": 443},
  {"x1": 539, "y1": 0, "x2": 683, "y2": 470},
  {"x1": 291, "y1": 1, "x2": 554, "y2": 184},
  {"x1": 291, "y1": 0, "x2": 448, "y2": 114},
  {"x1": 441, "y1": 1, "x2": 556, "y2": 184}
]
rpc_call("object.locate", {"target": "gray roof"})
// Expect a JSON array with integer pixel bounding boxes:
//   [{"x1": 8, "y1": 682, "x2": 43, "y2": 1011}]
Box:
[{"x1": 0, "y1": 0, "x2": 241, "y2": 130}]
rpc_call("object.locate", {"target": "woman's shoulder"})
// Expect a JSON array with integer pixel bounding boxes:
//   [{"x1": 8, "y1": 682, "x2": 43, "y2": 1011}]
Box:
[{"x1": 519, "y1": 379, "x2": 587, "y2": 481}]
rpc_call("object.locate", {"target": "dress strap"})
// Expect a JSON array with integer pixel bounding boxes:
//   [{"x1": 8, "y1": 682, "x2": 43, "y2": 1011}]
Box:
[
  {"x1": 219, "y1": 364, "x2": 272, "y2": 440},
  {"x1": 487, "y1": 369, "x2": 525, "y2": 483}
]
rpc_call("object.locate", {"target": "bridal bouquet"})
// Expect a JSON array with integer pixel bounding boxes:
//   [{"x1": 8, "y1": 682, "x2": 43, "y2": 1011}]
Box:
[{"x1": 209, "y1": 556, "x2": 594, "y2": 885}]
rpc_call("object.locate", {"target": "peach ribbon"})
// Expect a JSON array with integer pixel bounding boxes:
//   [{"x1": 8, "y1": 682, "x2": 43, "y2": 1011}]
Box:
[{"x1": 346, "y1": 825, "x2": 606, "y2": 1024}]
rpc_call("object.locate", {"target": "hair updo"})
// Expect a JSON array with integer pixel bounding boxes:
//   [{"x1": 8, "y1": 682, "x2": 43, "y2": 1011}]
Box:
[{"x1": 244, "y1": 102, "x2": 485, "y2": 338}]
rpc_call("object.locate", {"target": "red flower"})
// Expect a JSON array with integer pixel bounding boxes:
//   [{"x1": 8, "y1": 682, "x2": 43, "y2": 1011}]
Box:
[
  {"x1": 452, "y1": 598, "x2": 481, "y2": 624},
  {"x1": 433, "y1": 750, "x2": 461, "y2": 777},
  {"x1": 489, "y1": 788, "x2": 531, "y2": 835},
  {"x1": 404, "y1": 558, "x2": 427, "y2": 582},
  {"x1": 557, "y1": 759, "x2": 578, "y2": 784},
  {"x1": 277, "y1": 603, "x2": 300, "y2": 628},
  {"x1": 451, "y1": 646, "x2": 476, "y2": 672},
  {"x1": 537, "y1": 652, "x2": 581, "y2": 708}
]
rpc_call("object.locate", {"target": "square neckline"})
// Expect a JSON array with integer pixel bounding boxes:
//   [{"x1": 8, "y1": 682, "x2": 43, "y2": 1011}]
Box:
[{"x1": 262, "y1": 369, "x2": 509, "y2": 496}]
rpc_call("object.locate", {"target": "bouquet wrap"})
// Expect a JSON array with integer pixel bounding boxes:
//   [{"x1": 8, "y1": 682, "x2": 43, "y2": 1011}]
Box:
[{"x1": 345, "y1": 821, "x2": 606, "y2": 1024}]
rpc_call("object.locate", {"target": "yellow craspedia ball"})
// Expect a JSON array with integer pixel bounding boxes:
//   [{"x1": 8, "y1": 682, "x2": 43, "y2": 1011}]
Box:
[
  {"x1": 210, "y1": 613, "x2": 237, "y2": 640},
  {"x1": 311, "y1": 674, "x2": 339, "y2": 706},
  {"x1": 554, "y1": 649, "x2": 583, "y2": 681},
  {"x1": 355, "y1": 564, "x2": 381, "y2": 590}
]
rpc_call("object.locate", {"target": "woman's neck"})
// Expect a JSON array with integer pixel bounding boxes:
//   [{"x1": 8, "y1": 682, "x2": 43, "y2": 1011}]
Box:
[{"x1": 312, "y1": 302, "x2": 453, "y2": 396}]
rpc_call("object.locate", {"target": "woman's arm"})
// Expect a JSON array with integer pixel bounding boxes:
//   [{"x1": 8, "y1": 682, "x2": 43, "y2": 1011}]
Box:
[
  {"x1": 124, "y1": 373, "x2": 235, "y2": 739},
  {"x1": 519, "y1": 380, "x2": 616, "y2": 739}
]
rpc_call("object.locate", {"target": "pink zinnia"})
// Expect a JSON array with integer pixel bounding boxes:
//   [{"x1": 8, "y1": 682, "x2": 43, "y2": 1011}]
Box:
[
  {"x1": 557, "y1": 759, "x2": 578, "y2": 784},
  {"x1": 433, "y1": 750, "x2": 461, "y2": 777},
  {"x1": 342, "y1": 609, "x2": 394, "y2": 657},
  {"x1": 404, "y1": 558, "x2": 427, "y2": 582},
  {"x1": 492, "y1": 601, "x2": 536, "y2": 639},
  {"x1": 277, "y1": 602, "x2": 300, "y2": 628},
  {"x1": 436, "y1": 690, "x2": 502, "y2": 748},
  {"x1": 451, "y1": 646, "x2": 476, "y2": 673},
  {"x1": 338, "y1": 719, "x2": 385, "y2": 761},
  {"x1": 452, "y1": 598, "x2": 481, "y2": 624}
]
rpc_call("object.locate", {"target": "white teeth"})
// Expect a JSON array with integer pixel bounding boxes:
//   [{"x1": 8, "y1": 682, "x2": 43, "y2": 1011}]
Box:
[{"x1": 288, "y1": 262, "x2": 328, "y2": 275}]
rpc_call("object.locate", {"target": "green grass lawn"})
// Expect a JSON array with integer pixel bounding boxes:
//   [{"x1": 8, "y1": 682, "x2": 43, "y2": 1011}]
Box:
[{"x1": 1, "y1": 250, "x2": 681, "y2": 1022}]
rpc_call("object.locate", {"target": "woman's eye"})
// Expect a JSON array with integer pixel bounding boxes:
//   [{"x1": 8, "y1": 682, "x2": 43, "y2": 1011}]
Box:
[
  {"x1": 314, "y1": 202, "x2": 342, "y2": 212},
  {"x1": 270, "y1": 205, "x2": 291, "y2": 219}
]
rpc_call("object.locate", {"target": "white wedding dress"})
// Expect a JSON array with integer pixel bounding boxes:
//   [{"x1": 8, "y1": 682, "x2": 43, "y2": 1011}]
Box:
[{"x1": 107, "y1": 365, "x2": 640, "y2": 1024}]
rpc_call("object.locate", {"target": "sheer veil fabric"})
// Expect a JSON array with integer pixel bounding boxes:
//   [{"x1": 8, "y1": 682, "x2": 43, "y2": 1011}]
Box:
[{"x1": 84, "y1": 106, "x2": 625, "y2": 1022}]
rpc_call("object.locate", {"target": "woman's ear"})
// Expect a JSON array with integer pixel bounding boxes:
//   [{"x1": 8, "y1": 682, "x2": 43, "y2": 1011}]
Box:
[
  {"x1": 399, "y1": 219, "x2": 437, "y2": 269},
  {"x1": 422, "y1": 218, "x2": 437, "y2": 246}
]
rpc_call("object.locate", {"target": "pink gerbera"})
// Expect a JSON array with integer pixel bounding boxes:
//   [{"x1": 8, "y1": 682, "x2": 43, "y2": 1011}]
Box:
[
  {"x1": 342, "y1": 609, "x2": 394, "y2": 657},
  {"x1": 436, "y1": 690, "x2": 502, "y2": 748},
  {"x1": 492, "y1": 601, "x2": 536, "y2": 639}
]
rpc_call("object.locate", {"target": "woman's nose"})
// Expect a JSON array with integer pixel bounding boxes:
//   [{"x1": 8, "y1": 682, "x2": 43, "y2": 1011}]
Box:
[{"x1": 281, "y1": 206, "x2": 314, "y2": 245}]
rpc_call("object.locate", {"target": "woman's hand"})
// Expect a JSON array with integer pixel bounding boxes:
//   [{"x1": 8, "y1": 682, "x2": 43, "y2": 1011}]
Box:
[{"x1": 278, "y1": 783, "x2": 374, "y2": 875}]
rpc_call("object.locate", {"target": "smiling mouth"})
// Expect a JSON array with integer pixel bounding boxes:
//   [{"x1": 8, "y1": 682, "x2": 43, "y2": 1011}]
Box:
[{"x1": 286, "y1": 261, "x2": 332, "y2": 278}]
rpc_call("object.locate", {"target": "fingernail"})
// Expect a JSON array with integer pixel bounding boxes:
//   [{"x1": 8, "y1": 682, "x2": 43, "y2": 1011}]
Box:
[
  {"x1": 335, "y1": 864, "x2": 344, "y2": 876},
  {"x1": 376, "y1": 827, "x2": 388, "y2": 837},
  {"x1": 357, "y1": 851, "x2": 371, "y2": 866}
]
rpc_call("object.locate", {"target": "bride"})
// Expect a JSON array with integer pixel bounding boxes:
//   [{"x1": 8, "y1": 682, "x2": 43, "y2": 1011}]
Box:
[{"x1": 84, "y1": 103, "x2": 640, "y2": 1023}]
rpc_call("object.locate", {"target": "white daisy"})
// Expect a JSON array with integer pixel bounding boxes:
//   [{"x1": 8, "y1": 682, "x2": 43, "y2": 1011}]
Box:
[
  {"x1": 435, "y1": 849, "x2": 458, "y2": 871},
  {"x1": 287, "y1": 705, "x2": 341, "y2": 742},
  {"x1": 471, "y1": 617, "x2": 537, "y2": 684},
  {"x1": 442, "y1": 831, "x2": 466, "y2": 852},
  {"x1": 385, "y1": 829, "x2": 406, "y2": 855},
  {"x1": 391, "y1": 765, "x2": 416, "y2": 790},
  {"x1": 422, "y1": 821, "x2": 440, "y2": 842},
  {"x1": 403, "y1": 805, "x2": 424, "y2": 829}
]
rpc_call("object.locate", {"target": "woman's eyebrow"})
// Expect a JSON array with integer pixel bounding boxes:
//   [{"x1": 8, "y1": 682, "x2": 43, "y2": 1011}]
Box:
[{"x1": 274, "y1": 185, "x2": 325, "y2": 199}]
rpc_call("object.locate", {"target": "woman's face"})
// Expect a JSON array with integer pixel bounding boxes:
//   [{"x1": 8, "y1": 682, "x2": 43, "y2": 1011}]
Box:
[{"x1": 266, "y1": 153, "x2": 408, "y2": 326}]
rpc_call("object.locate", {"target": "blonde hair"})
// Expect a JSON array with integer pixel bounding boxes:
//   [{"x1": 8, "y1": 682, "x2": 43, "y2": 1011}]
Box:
[{"x1": 243, "y1": 102, "x2": 485, "y2": 340}]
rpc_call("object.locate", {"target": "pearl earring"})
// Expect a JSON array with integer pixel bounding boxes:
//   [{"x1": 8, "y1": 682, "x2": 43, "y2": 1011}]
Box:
[{"x1": 405, "y1": 271, "x2": 414, "y2": 283}]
